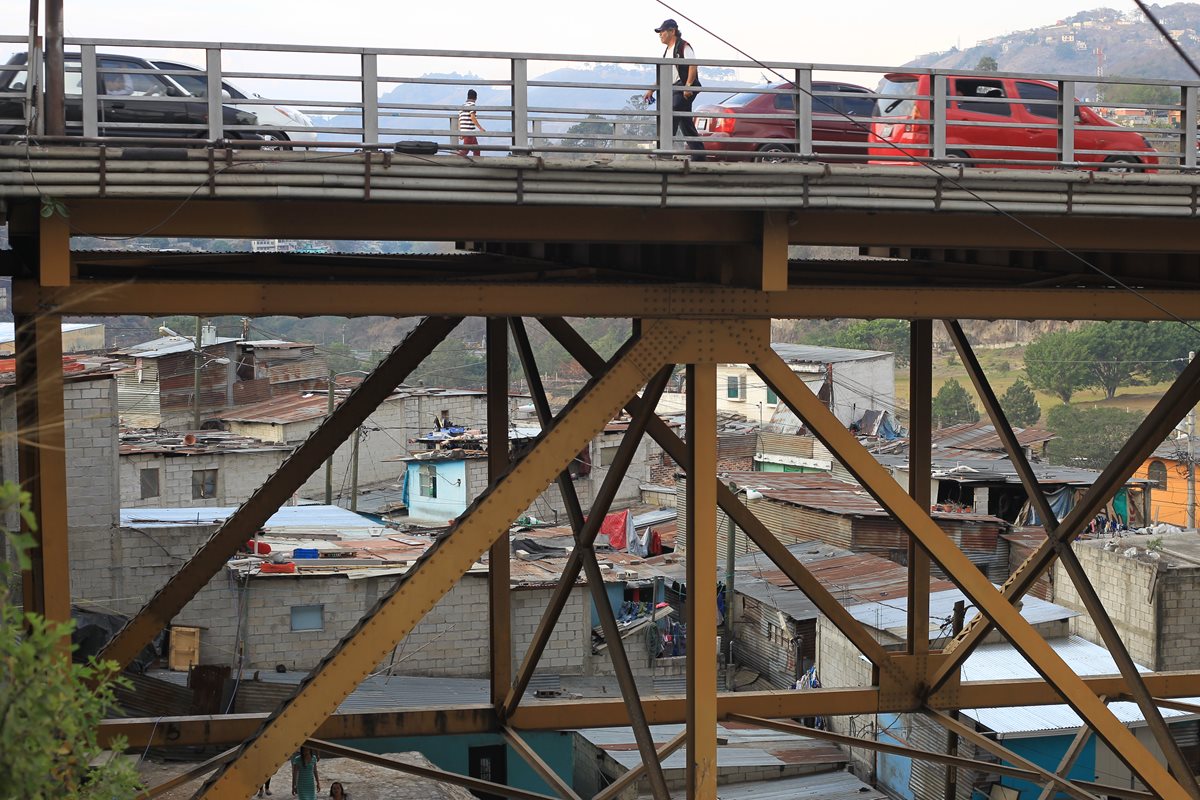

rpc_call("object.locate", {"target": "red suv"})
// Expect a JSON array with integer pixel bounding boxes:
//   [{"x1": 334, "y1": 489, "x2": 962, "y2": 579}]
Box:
[
  {"x1": 870, "y1": 73, "x2": 1158, "y2": 170},
  {"x1": 695, "y1": 82, "x2": 874, "y2": 162}
]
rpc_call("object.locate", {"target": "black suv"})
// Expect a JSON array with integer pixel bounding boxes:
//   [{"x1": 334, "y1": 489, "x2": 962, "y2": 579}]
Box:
[{"x1": 0, "y1": 51, "x2": 263, "y2": 141}]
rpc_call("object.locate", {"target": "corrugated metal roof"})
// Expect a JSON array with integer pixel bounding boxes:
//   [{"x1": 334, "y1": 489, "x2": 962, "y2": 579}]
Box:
[
  {"x1": 709, "y1": 772, "x2": 888, "y2": 800},
  {"x1": 113, "y1": 335, "x2": 240, "y2": 358},
  {"x1": 719, "y1": 471, "x2": 1003, "y2": 522},
  {"x1": 0, "y1": 321, "x2": 102, "y2": 344},
  {"x1": 119, "y1": 427, "x2": 291, "y2": 456},
  {"x1": 120, "y1": 504, "x2": 382, "y2": 537},
  {"x1": 958, "y1": 636, "x2": 1200, "y2": 737},
  {"x1": 770, "y1": 343, "x2": 891, "y2": 363},
  {"x1": 581, "y1": 722, "x2": 845, "y2": 770},
  {"x1": 219, "y1": 393, "x2": 331, "y2": 424}
]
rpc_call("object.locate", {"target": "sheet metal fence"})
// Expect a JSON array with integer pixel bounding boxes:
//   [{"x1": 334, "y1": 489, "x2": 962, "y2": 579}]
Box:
[{"x1": 1, "y1": 34, "x2": 1198, "y2": 170}]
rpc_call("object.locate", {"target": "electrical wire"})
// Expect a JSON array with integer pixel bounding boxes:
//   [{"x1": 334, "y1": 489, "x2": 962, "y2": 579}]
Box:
[{"x1": 654, "y1": 0, "x2": 1200, "y2": 341}]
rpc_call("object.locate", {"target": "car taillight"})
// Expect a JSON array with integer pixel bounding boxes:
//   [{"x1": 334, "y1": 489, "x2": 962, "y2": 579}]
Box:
[
  {"x1": 903, "y1": 105, "x2": 919, "y2": 134},
  {"x1": 711, "y1": 114, "x2": 736, "y2": 134}
]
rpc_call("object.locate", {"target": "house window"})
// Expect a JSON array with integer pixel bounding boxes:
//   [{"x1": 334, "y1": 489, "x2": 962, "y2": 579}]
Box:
[
  {"x1": 727, "y1": 375, "x2": 746, "y2": 400},
  {"x1": 599, "y1": 445, "x2": 622, "y2": 467},
  {"x1": 766, "y1": 387, "x2": 778, "y2": 405},
  {"x1": 1148, "y1": 460, "x2": 1168, "y2": 491},
  {"x1": 191, "y1": 469, "x2": 218, "y2": 499},
  {"x1": 290, "y1": 604, "x2": 324, "y2": 632},
  {"x1": 139, "y1": 468, "x2": 160, "y2": 499},
  {"x1": 419, "y1": 464, "x2": 438, "y2": 498}
]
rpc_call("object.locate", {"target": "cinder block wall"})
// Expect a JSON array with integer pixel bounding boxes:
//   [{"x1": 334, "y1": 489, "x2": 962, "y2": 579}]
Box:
[
  {"x1": 120, "y1": 449, "x2": 287, "y2": 509},
  {"x1": 1052, "y1": 543, "x2": 1159, "y2": 669},
  {"x1": 70, "y1": 517, "x2": 592, "y2": 674}
]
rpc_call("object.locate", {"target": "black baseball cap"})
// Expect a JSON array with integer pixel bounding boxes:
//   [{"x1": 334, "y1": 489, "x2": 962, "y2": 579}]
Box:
[{"x1": 654, "y1": 19, "x2": 678, "y2": 32}]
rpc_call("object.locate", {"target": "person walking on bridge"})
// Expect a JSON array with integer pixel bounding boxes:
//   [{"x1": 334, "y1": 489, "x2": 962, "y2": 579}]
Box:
[
  {"x1": 643, "y1": 19, "x2": 704, "y2": 157},
  {"x1": 456, "y1": 89, "x2": 485, "y2": 157}
]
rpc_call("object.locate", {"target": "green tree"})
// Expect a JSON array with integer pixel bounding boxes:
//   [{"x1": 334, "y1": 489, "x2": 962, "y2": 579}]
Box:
[
  {"x1": 1, "y1": 483, "x2": 142, "y2": 799},
  {"x1": 1044, "y1": 404, "x2": 1143, "y2": 469},
  {"x1": 932, "y1": 378, "x2": 981, "y2": 428},
  {"x1": 408, "y1": 339, "x2": 487, "y2": 389},
  {"x1": 832, "y1": 319, "x2": 911, "y2": 364},
  {"x1": 559, "y1": 115, "x2": 615, "y2": 153},
  {"x1": 1000, "y1": 378, "x2": 1042, "y2": 427},
  {"x1": 1024, "y1": 330, "x2": 1090, "y2": 404},
  {"x1": 976, "y1": 56, "x2": 999, "y2": 71}
]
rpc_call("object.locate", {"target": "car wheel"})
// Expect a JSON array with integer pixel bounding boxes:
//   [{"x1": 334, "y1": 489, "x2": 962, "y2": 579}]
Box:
[
  {"x1": 1101, "y1": 156, "x2": 1140, "y2": 173},
  {"x1": 945, "y1": 149, "x2": 971, "y2": 170},
  {"x1": 259, "y1": 132, "x2": 291, "y2": 151},
  {"x1": 756, "y1": 143, "x2": 792, "y2": 164}
]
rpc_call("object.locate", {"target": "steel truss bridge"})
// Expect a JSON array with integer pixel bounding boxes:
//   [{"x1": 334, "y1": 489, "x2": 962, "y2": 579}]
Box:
[{"x1": 4, "y1": 33, "x2": 1200, "y2": 800}]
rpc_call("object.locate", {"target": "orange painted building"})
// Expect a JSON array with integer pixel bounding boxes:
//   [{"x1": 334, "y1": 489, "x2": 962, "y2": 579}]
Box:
[{"x1": 1136, "y1": 438, "x2": 1197, "y2": 527}]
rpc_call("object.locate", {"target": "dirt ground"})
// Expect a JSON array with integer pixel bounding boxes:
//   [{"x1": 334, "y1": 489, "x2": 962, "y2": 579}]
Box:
[{"x1": 137, "y1": 752, "x2": 475, "y2": 800}]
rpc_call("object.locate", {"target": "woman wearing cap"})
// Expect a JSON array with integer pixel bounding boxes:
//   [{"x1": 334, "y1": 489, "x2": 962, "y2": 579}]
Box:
[{"x1": 643, "y1": 19, "x2": 704, "y2": 157}]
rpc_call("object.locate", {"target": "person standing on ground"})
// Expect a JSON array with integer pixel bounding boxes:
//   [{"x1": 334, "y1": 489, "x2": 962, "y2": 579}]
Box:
[
  {"x1": 291, "y1": 747, "x2": 320, "y2": 800},
  {"x1": 457, "y1": 89, "x2": 485, "y2": 157},
  {"x1": 642, "y1": 19, "x2": 704, "y2": 156}
]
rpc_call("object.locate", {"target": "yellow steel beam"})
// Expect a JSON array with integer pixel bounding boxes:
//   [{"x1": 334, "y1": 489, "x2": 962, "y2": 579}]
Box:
[
  {"x1": 685, "y1": 363, "x2": 718, "y2": 799},
  {"x1": 760, "y1": 210, "x2": 788, "y2": 291},
  {"x1": 786, "y1": 210, "x2": 1200, "y2": 253},
  {"x1": 100, "y1": 316, "x2": 463, "y2": 671},
  {"x1": 20, "y1": 279, "x2": 1200, "y2": 321},
  {"x1": 1035, "y1": 706, "x2": 1101, "y2": 800},
  {"x1": 98, "y1": 670, "x2": 1200, "y2": 748},
  {"x1": 752, "y1": 352, "x2": 1191, "y2": 800},
  {"x1": 12, "y1": 307, "x2": 71, "y2": 625},
  {"x1": 63, "y1": 200, "x2": 759, "y2": 243},
  {"x1": 39, "y1": 212, "x2": 70, "y2": 286},
  {"x1": 196, "y1": 324, "x2": 675, "y2": 798},
  {"x1": 907, "y1": 320, "x2": 932, "y2": 657}
]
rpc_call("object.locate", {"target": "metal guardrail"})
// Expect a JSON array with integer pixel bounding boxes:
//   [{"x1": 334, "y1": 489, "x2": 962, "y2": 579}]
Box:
[{"x1": 1, "y1": 33, "x2": 1198, "y2": 170}]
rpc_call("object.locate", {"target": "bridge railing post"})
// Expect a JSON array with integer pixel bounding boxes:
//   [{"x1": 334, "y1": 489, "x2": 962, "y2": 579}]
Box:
[
  {"x1": 205, "y1": 48, "x2": 224, "y2": 140},
  {"x1": 512, "y1": 58, "x2": 529, "y2": 155},
  {"x1": 80, "y1": 44, "x2": 98, "y2": 139},
  {"x1": 795, "y1": 68, "x2": 813, "y2": 158},
  {"x1": 361, "y1": 53, "x2": 378, "y2": 145},
  {"x1": 1183, "y1": 86, "x2": 1197, "y2": 170},
  {"x1": 1060, "y1": 79, "x2": 1076, "y2": 165},
  {"x1": 657, "y1": 63, "x2": 673, "y2": 153},
  {"x1": 931, "y1": 73, "x2": 947, "y2": 161}
]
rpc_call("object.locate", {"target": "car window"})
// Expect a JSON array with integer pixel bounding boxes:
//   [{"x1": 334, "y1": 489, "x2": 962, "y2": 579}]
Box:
[
  {"x1": 876, "y1": 78, "x2": 919, "y2": 118},
  {"x1": 837, "y1": 95, "x2": 875, "y2": 117},
  {"x1": 169, "y1": 71, "x2": 208, "y2": 96},
  {"x1": 1015, "y1": 81, "x2": 1060, "y2": 119},
  {"x1": 98, "y1": 58, "x2": 172, "y2": 97},
  {"x1": 721, "y1": 85, "x2": 785, "y2": 107},
  {"x1": 774, "y1": 92, "x2": 794, "y2": 111},
  {"x1": 954, "y1": 78, "x2": 1012, "y2": 116}
]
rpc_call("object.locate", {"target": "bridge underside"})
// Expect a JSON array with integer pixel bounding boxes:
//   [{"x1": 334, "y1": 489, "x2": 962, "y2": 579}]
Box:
[{"x1": 5, "y1": 151, "x2": 1200, "y2": 800}]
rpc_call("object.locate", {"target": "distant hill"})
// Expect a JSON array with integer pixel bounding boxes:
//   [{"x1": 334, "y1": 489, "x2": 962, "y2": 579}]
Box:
[
  {"x1": 907, "y1": 3, "x2": 1200, "y2": 99},
  {"x1": 319, "y1": 63, "x2": 748, "y2": 142}
]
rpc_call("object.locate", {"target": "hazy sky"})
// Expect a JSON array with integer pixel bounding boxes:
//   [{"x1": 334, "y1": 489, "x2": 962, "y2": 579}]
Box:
[{"x1": 2, "y1": 0, "x2": 1116, "y2": 68}]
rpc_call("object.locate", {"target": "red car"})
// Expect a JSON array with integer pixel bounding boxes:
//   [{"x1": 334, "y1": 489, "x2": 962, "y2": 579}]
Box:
[
  {"x1": 870, "y1": 72, "x2": 1159, "y2": 171},
  {"x1": 695, "y1": 81, "x2": 875, "y2": 162}
]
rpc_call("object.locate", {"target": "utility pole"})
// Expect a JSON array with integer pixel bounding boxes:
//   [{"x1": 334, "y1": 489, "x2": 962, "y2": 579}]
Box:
[
  {"x1": 944, "y1": 600, "x2": 967, "y2": 800},
  {"x1": 192, "y1": 317, "x2": 203, "y2": 430},
  {"x1": 724, "y1": 493, "x2": 737, "y2": 690},
  {"x1": 350, "y1": 427, "x2": 361, "y2": 512},
  {"x1": 44, "y1": 0, "x2": 64, "y2": 136},
  {"x1": 324, "y1": 371, "x2": 335, "y2": 505},
  {"x1": 1189, "y1": 351, "x2": 1196, "y2": 529}
]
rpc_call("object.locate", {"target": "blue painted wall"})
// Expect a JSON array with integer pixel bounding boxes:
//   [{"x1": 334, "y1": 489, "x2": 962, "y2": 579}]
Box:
[
  {"x1": 344, "y1": 730, "x2": 574, "y2": 796},
  {"x1": 876, "y1": 713, "x2": 915, "y2": 800},
  {"x1": 405, "y1": 459, "x2": 469, "y2": 523},
  {"x1": 875, "y1": 719, "x2": 1098, "y2": 800},
  {"x1": 997, "y1": 734, "x2": 1097, "y2": 799}
]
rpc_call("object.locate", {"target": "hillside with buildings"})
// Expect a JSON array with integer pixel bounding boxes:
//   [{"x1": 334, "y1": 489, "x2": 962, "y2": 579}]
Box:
[{"x1": 909, "y1": 4, "x2": 1200, "y2": 97}]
